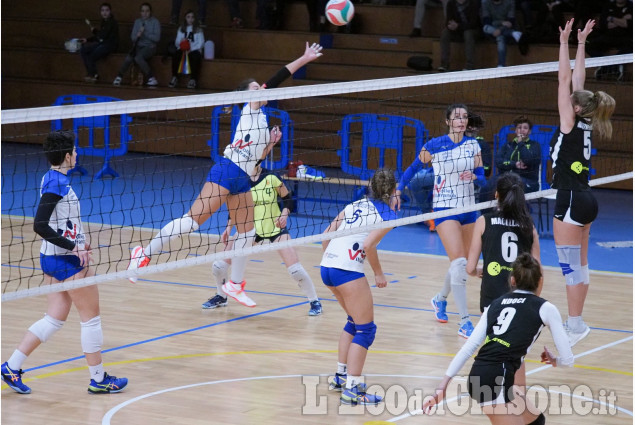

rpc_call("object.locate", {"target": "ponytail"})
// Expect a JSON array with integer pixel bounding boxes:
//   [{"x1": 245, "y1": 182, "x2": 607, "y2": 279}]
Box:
[
  {"x1": 572, "y1": 90, "x2": 616, "y2": 141},
  {"x1": 496, "y1": 173, "x2": 533, "y2": 238}
]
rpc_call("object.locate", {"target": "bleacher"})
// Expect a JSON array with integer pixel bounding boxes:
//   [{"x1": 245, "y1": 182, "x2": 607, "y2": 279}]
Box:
[{"x1": 1, "y1": 0, "x2": 632, "y2": 189}]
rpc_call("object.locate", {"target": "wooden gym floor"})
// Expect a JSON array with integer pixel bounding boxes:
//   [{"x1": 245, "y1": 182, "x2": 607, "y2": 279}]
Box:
[{"x1": 1, "y1": 223, "x2": 632, "y2": 425}]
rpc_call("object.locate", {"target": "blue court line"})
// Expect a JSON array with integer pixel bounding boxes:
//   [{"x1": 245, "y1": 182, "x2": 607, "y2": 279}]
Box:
[{"x1": 23, "y1": 300, "x2": 308, "y2": 373}]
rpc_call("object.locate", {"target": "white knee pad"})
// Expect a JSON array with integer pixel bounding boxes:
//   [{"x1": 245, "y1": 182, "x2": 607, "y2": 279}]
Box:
[
  {"x1": 80, "y1": 316, "x2": 103, "y2": 354},
  {"x1": 179, "y1": 214, "x2": 200, "y2": 233},
  {"x1": 556, "y1": 245, "x2": 583, "y2": 286},
  {"x1": 233, "y1": 228, "x2": 256, "y2": 250},
  {"x1": 28, "y1": 315, "x2": 64, "y2": 343},
  {"x1": 449, "y1": 257, "x2": 468, "y2": 287},
  {"x1": 288, "y1": 263, "x2": 309, "y2": 284},
  {"x1": 581, "y1": 264, "x2": 590, "y2": 285},
  {"x1": 212, "y1": 260, "x2": 229, "y2": 279}
]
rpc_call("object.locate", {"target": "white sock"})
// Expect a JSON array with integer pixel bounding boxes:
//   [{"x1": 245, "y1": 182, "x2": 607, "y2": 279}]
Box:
[
  {"x1": 568, "y1": 316, "x2": 585, "y2": 331},
  {"x1": 89, "y1": 363, "x2": 105, "y2": 383},
  {"x1": 437, "y1": 270, "x2": 452, "y2": 301},
  {"x1": 7, "y1": 350, "x2": 27, "y2": 371},
  {"x1": 337, "y1": 362, "x2": 347, "y2": 375},
  {"x1": 229, "y1": 229, "x2": 256, "y2": 283},
  {"x1": 145, "y1": 215, "x2": 199, "y2": 257},
  {"x1": 346, "y1": 375, "x2": 362, "y2": 390},
  {"x1": 212, "y1": 261, "x2": 230, "y2": 294},
  {"x1": 512, "y1": 30, "x2": 522, "y2": 42},
  {"x1": 288, "y1": 263, "x2": 318, "y2": 301}
]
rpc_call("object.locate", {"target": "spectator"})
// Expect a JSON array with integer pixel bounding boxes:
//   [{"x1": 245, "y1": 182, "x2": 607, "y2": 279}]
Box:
[
  {"x1": 227, "y1": 0, "x2": 245, "y2": 28},
  {"x1": 168, "y1": 10, "x2": 205, "y2": 89},
  {"x1": 409, "y1": 0, "x2": 449, "y2": 37},
  {"x1": 438, "y1": 0, "x2": 480, "y2": 71},
  {"x1": 515, "y1": 0, "x2": 534, "y2": 29},
  {"x1": 307, "y1": 0, "x2": 328, "y2": 31},
  {"x1": 170, "y1": 0, "x2": 208, "y2": 27},
  {"x1": 481, "y1": 0, "x2": 529, "y2": 67},
  {"x1": 479, "y1": 115, "x2": 541, "y2": 203},
  {"x1": 112, "y1": 2, "x2": 161, "y2": 87},
  {"x1": 466, "y1": 115, "x2": 492, "y2": 178},
  {"x1": 587, "y1": 0, "x2": 633, "y2": 81},
  {"x1": 79, "y1": 3, "x2": 119, "y2": 83},
  {"x1": 531, "y1": 0, "x2": 572, "y2": 43}
]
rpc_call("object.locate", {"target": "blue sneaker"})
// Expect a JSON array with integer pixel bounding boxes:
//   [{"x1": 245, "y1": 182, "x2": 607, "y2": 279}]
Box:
[
  {"x1": 458, "y1": 320, "x2": 474, "y2": 339},
  {"x1": 431, "y1": 297, "x2": 448, "y2": 323},
  {"x1": 87, "y1": 372, "x2": 128, "y2": 394},
  {"x1": 1, "y1": 362, "x2": 31, "y2": 394},
  {"x1": 308, "y1": 300, "x2": 323, "y2": 316},
  {"x1": 341, "y1": 383, "x2": 383, "y2": 405},
  {"x1": 202, "y1": 294, "x2": 228, "y2": 309},
  {"x1": 328, "y1": 373, "x2": 346, "y2": 391}
]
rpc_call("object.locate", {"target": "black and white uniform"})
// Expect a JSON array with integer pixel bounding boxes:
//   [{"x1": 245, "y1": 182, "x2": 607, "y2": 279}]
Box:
[
  {"x1": 445, "y1": 290, "x2": 573, "y2": 405},
  {"x1": 479, "y1": 212, "x2": 534, "y2": 312},
  {"x1": 550, "y1": 116, "x2": 598, "y2": 226}
]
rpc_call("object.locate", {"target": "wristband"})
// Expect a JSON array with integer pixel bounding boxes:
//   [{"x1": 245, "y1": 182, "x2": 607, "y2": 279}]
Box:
[{"x1": 473, "y1": 167, "x2": 486, "y2": 188}]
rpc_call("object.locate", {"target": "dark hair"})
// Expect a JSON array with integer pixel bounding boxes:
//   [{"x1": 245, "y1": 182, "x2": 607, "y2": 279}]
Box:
[
  {"x1": 467, "y1": 114, "x2": 485, "y2": 130},
  {"x1": 44, "y1": 130, "x2": 75, "y2": 166},
  {"x1": 496, "y1": 173, "x2": 534, "y2": 238},
  {"x1": 180, "y1": 9, "x2": 200, "y2": 33},
  {"x1": 445, "y1": 103, "x2": 469, "y2": 120},
  {"x1": 236, "y1": 78, "x2": 257, "y2": 92},
  {"x1": 140, "y1": 2, "x2": 152, "y2": 12},
  {"x1": 368, "y1": 168, "x2": 396, "y2": 205},
  {"x1": 100, "y1": 2, "x2": 112, "y2": 10},
  {"x1": 512, "y1": 114, "x2": 533, "y2": 129},
  {"x1": 510, "y1": 253, "x2": 542, "y2": 292}
]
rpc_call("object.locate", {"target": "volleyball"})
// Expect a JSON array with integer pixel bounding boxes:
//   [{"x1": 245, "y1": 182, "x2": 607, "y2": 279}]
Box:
[{"x1": 325, "y1": 0, "x2": 355, "y2": 26}]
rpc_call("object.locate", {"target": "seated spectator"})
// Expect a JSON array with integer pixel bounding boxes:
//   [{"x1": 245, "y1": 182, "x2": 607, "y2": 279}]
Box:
[
  {"x1": 515, "y1": 0, "x2": 534, "y2": 29},
  {"x1": 438, "y1": 0, "x2": 481, "y2": 71},
  {"x1": 531, "y1": 0, "x2": 572, "y2": 43},
  {"x1": 227, "y1": 0, "x2": 245, "y2": 28},
  {"x1": 586, "y1": 0, "x2": 633, "y2": 81},
  {"x1": 169, "y1": 10, "x2": 205, "y2": 89},
  {"x1": 479, "y1": 114, "x2": 541, "y2": 204},
  {"x1": 409, "y1": 0, "x2": 449, "y2": 37},
  {"x1": 170, "y1": 0, "x2": 208, "y2": 27},
  {"x1": 79, "y1": 3, "x2": 119, "y2": 83},
  {"x1": 466, "y1": 114, "x2": 492, "y2": 178},
  {"x1": 481, "y1": 0, "x2": 529, "y2": 67},
  {"x1": 112, "y1": 2, "x2": 160, "y2": 87}
]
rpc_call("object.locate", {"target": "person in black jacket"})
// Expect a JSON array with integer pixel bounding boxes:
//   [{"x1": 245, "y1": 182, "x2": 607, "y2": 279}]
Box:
[
  {"x1": 438, "y1": 0, "x2": 481, "y2": 71},
  {"x1": 79, "y1": 3, "x2": 119, "y2": 83},
  {"x1": 480, "y1": 115, "x2": 541, "y2": 203}
]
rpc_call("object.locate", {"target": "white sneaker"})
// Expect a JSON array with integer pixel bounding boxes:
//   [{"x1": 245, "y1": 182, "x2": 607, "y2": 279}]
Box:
[
  {"x1": 168, "y1": 76, "x2": 178, "y2": 88},
  {"x1": 222, "y1": 280, "x2": 256, "y2": 307},
  {"x1": 113, "y1": 76, "x2": 122, "y2": 86},
  {"x1": 146, "y1": 77, "x2": 158, "y2": 86},
  {"x1": 127, "y1": 246, "x2": 150, "y2": 283},
  {"x1": 564, "y1": 321, "x2": 590, "y2": 347}
]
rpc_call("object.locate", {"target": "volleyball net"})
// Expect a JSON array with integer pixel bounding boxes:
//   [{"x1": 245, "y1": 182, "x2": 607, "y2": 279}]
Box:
[{"x1": 1, "y1": 54, "x2": 632, "y2": 301}]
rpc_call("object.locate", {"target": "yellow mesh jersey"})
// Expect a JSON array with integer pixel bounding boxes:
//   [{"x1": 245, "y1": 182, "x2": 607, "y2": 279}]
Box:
[{"x1": 251, "y1": 173, "x2": 283, "y2": 238}]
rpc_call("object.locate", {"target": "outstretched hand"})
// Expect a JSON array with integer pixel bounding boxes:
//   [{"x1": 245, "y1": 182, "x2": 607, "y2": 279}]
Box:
[
  {"x1": 559, "y1": 19, "x2": 574, "y2": 44},
  {"x1": 540, "y1": 346, "x2": 558, "y2": 366},
  {"x1": 304, "y1": 42, "x2": 323, "y2": 61},
  {"x1": 577, "y1": 19, "x2": 595, "y2": 44}
]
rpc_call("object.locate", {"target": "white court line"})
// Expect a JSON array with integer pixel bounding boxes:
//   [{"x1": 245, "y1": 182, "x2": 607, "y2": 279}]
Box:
[{"x1": 388, "y1": 335, "x2": 634, "y2": 422}]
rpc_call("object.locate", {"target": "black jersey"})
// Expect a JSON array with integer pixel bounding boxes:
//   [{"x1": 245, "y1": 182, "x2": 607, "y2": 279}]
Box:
[
  {"x1": 480, "y1": 212, "x2": 534, "y2": 311},
  {"x1": 474, "y1": 292, "x2": 547, "y2": 370},
  {"x1": 550, "y1": 116, "x2": 593, "y2": 191}
]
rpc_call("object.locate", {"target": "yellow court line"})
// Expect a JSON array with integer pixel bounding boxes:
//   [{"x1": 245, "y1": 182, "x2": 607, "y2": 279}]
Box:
[{"x1": 3, "y1": 349, "x2": 631, "y2": 390}]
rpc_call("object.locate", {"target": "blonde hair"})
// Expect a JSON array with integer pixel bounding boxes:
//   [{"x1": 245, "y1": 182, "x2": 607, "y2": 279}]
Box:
[
  {"x1": 572, "y1": 90, "x2": 616, "y2": 140},
  {"x1": 369, "y1": 168, "x2": 396, "y2": 205}
]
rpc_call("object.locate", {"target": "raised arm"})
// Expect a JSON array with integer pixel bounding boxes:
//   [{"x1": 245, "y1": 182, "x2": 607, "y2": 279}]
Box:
[
  {"x1": 572, "y1": 20, "x2": 595, "y2": 91},
  {"x1": 558, "y1": 19, "x2": 576, "y2": 133}
]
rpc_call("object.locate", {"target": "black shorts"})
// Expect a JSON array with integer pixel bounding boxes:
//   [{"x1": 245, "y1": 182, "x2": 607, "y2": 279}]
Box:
[
  {"x1": 468, "y1": 361, "x2": 516, "y2": 405},
  {"x1": 553, "y1": 189, "x2": 598, "y2": 226},
  {"x1": 254, "y1": 228, "x2": 289, "y2": 244}
]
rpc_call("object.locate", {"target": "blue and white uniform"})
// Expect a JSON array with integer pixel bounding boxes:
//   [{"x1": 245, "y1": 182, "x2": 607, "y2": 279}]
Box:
[
  {"x1": 320, "y1": 198, "x2": 397, "y2": 286},
  {"x1": 425, "y1": 135, "x2": 481, "y2": 225}
]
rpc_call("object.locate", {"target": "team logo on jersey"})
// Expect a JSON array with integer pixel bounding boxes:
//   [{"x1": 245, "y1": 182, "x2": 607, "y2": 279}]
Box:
[
  {"x1": 59, "y1": 220, "x2": 77, "y2": 240},
  {"x1": 487, "y1": 261, "x2": 512, "y2": 276},
  {"x1": 434, "y1": 175, "x2": 446, "y2": 194},
  {"x1": 348, "y1": 242, "x2": 366, "y2": 262},
  {"x1": 345, "y1": 209, "x2": 363, "y2": 224},
  {"x1": 570, "y1": 161, "x2": 588, "y2": 174},
  {"x1": 233, "y1": 134, "x2": 253, "y2": 149}
]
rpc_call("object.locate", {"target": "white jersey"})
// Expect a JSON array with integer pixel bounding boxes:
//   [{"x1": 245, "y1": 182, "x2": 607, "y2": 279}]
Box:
[
  {"x1": 39, "y1": 170, "x2": 85, "y2": 255},
  {"x1": 425, "y1": 135, "x2": 481, "y2": 209},
  {"x1": 321, "y1": 198, "x2": 397, "y2": 273},
  {"x1": 223, "y1": 104, "x2": 271, "y2": 177}
]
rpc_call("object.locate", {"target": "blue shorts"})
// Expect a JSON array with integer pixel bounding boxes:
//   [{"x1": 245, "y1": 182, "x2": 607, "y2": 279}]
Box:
[
  {"x1": 320, "y1": 266, "x2": 365, "y2": 287},
  {"x1": 433, "y1": 208, "x2": 479, "y2": 227},
  {"x1": 40, "y1": 253, "x2": 83, "y2": 281},
  {"x1": 206, "y1": 157, "x2": 252, "y2": 194}
]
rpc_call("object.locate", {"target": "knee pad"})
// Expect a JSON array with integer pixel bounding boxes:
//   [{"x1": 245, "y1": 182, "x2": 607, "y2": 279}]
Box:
[
  {"x1": 450, "y1": 257, "x2": 468, "y2": 287},
  {"x1": 581, "y1": 264, "x2": 590, "y2": 285},
  {"x1": 80, "y1": 316, "x2": 103, "y2": 354},
  {"x1": 288, "y1": 263, "x2": 309, "y2": 284},
  {"x1": 233, "y1": 228, "x2": 256, "y2": 250},
  {"x1": 556, "y1": 245, "x2": 583, "y2": 286},
  {"x1": 28, "y1": 315, "x2": 64, "y2": 343},
  {"x1": 352, "y1": 321, "x2": 377, "y2": 350},
  {"x1": 180, "y1": 214, "x2": 200, "y2": 233},
  {"x1": 528, "y1": 413, "x2": 545, "y2": 425},
  {"x1": 212, "y1": 260, "x2": 229, "y2": 278},
  {"x1": 343, "y1": 315, "x2": 356, "y2": 336}
]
